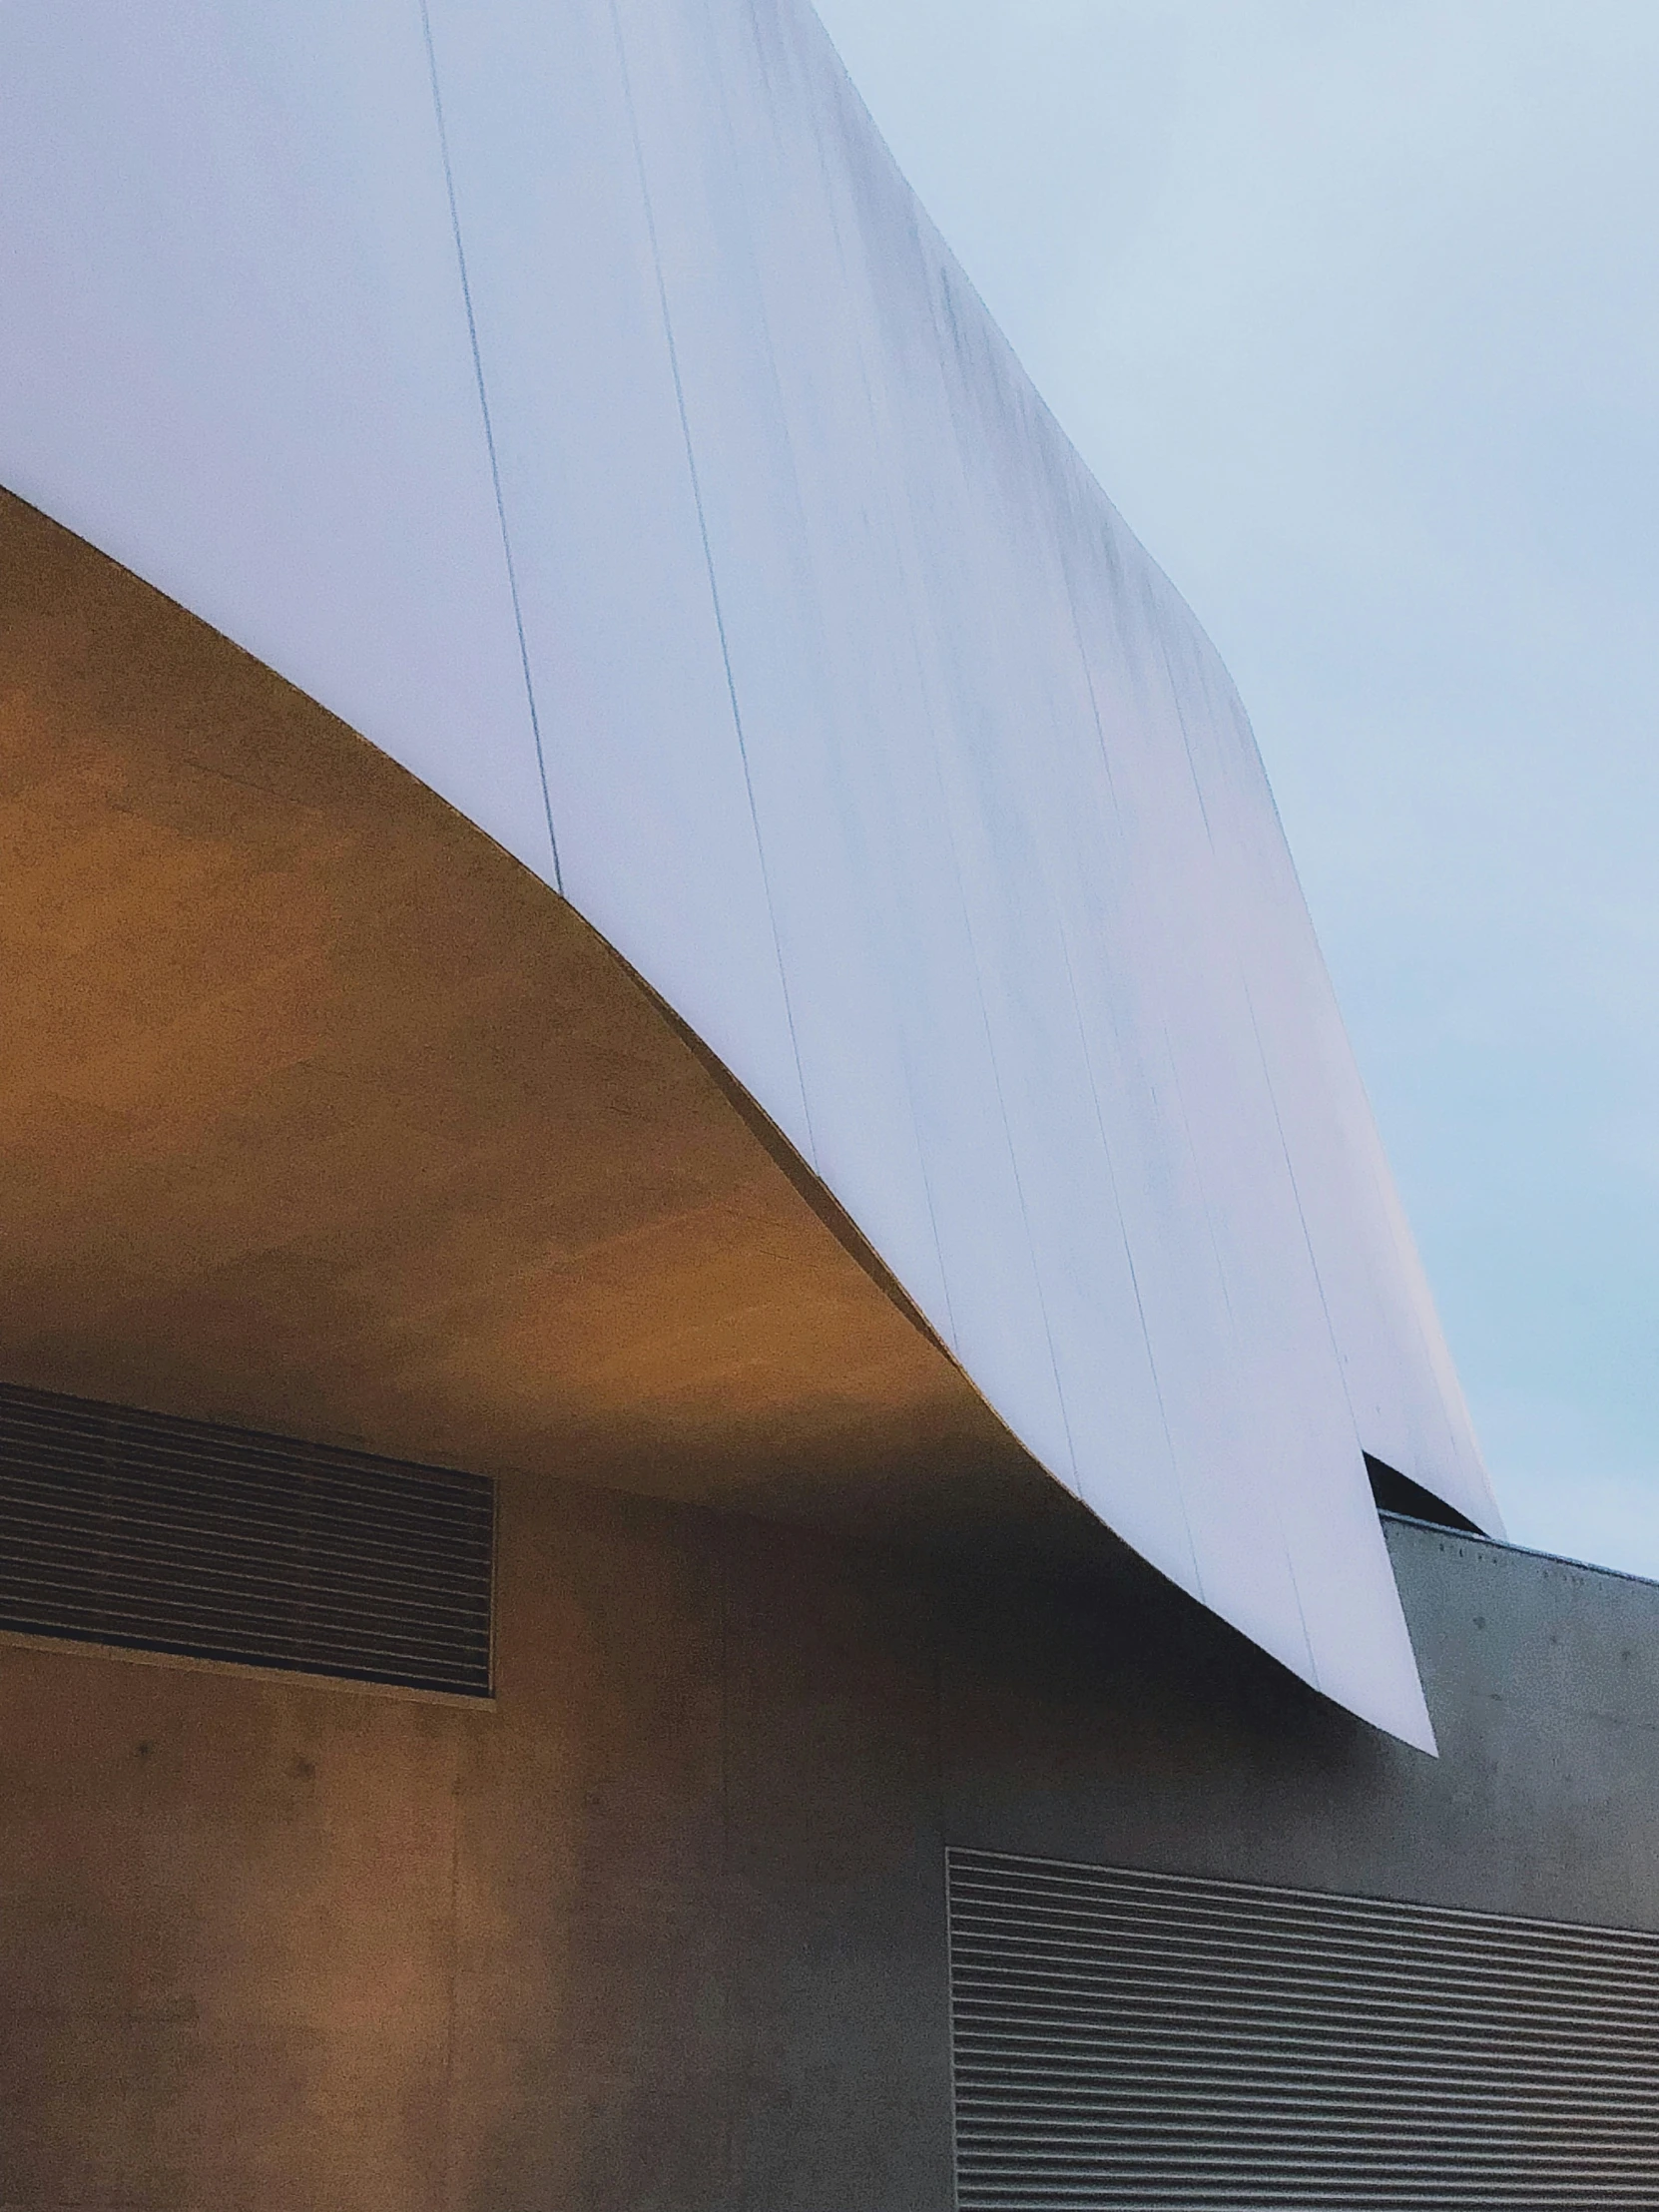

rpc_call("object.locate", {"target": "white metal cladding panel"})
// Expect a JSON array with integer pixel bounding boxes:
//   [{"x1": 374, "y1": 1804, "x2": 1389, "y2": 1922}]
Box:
[
  {"x1": 0, "y1": 0, "x2": 554, "y2": 881},
  {"x1": 0, "y1": 0, "x2": 1502, "y2": 1741},
  {"x1": 946, "y1": 1847, "x2": 1659, "y2": 2211}
]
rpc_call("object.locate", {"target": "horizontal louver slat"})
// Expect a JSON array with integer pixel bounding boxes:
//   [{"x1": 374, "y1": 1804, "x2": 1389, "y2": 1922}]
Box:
[
  {"x1": 0, "y1": 1382, "x2": 492, "y2": 1695},
  {"x1": 947, "y1": 1848, "x2": 1659, "y2": 2210}
]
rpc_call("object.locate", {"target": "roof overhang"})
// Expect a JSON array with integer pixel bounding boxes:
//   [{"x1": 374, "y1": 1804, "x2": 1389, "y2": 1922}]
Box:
[{"x1": 1, "y1": 487, "x2": 1124, "y2": 1581}]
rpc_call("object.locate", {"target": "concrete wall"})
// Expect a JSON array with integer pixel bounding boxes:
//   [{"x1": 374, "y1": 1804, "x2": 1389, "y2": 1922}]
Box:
[{"x1": 2, "y1": 1468, "x2": 1655, "y2": 2212}]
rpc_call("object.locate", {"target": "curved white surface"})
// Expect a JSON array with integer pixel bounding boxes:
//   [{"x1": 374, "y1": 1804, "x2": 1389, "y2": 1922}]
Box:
[{"x1": 0, "y1": 0, "x2": 1501, "y2": 1749}]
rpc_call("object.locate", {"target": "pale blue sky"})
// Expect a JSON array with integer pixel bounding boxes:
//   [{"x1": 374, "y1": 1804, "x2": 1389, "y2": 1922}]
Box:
[{"x1": 814, "y1": 0, "x2": 1659, "y2": 1576}]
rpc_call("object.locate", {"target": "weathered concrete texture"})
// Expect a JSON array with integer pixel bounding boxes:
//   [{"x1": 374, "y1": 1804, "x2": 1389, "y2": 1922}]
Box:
[{"x1": 1, "y1": 1481, "x2": 1655, "y2": 2211}]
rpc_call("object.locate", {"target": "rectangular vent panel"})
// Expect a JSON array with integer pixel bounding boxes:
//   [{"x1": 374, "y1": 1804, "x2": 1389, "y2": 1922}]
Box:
[
  {"x1": 947, "y1": 1846, "x2": 1659, "y2": 2210},
  {"x1": 0, "y1": 1382, "x2": 493, "y2": 1696}
]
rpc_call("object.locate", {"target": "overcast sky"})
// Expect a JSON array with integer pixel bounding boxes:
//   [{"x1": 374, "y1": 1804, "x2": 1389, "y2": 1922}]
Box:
[{"x1": 813, "y1": 0, "x2": 1659, "y2": 1577}]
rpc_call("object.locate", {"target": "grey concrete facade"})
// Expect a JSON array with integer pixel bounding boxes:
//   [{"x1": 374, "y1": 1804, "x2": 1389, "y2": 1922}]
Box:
[{"x1": 1, "y1": 1463, "x2": 1653, "y2": 2212}]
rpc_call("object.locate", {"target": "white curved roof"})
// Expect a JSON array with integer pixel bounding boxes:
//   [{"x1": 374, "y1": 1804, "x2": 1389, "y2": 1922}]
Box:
[{"x1": 0, "y1": 0, "x2": 1501, "y2": 1748}]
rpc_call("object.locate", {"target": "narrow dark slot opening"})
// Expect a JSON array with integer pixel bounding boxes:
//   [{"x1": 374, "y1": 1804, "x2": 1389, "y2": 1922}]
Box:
[{"x1": 1364, "y1": 1452, "x2": 1481, "y2": 1534}]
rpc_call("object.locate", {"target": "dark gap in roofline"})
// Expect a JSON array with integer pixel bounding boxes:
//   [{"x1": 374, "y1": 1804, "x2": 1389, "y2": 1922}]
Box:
[{"x1": 1366, "y1": 1452, "x2": 1481, "y2": 1534}]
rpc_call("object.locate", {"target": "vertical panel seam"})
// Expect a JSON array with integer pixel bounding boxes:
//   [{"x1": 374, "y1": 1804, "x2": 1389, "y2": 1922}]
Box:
[
  {"x1": 606, "y1": 0, "x2": 819, "y2": 1169},
  {"x1": 417, "y1": 0, "x2": 564, "y2": 895}
]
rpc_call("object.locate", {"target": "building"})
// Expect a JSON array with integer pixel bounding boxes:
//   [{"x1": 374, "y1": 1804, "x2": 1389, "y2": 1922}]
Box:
[{"x1": 1, "y1": 1, "x2": 1655, "y2": 2206}]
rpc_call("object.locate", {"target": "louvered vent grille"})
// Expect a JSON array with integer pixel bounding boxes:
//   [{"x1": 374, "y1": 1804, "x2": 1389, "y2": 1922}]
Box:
[
  {"x1": 947, "y1": 1846, "x2": 1659, "y2": 2209},
  {"x1": 0, "y1": 1382, "x2": 493, "y2": 1695}
]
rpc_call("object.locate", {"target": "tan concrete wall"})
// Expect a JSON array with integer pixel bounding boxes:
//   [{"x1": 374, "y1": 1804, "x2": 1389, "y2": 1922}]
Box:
[
  {"x1": 0, "y1": 1472, "x2": 708, "y2": 2212},
  {"x1": 0, "y1": 1466, "x2": 949, "y2": 2212},
  {"x1": 3, "y1": 1467, "x2": 1658, "y2": 2212}
]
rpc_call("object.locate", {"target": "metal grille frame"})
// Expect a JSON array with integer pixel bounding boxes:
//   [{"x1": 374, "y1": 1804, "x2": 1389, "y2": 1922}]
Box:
[
  {"x1": 0, "y1": 1382, "x2": 495, "y2": 1697},
  {"x1": 947, "y1": 1845, "x2": 1659, "y2": 2210}
]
